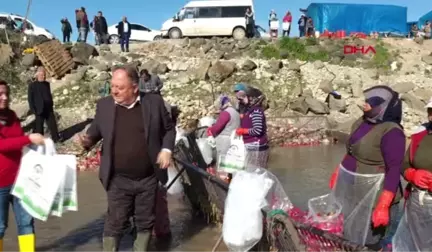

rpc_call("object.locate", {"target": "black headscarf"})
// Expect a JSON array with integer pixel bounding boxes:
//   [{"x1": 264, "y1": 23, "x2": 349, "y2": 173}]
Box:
[{"x1": 363, "y1": 85, "x2": 402, "y2": 127}]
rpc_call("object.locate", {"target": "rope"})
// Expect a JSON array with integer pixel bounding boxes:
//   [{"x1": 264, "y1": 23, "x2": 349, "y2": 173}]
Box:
[{"x1": 18, "y1": 0, "x2": 32, "y2": 53}]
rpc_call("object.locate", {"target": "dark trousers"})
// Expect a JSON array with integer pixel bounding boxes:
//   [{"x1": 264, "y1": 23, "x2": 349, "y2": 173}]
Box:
[
  {"x1": 62, "y1": 33, "x2": 70, "y2": 43},
  {"x1": 120, "y1": 34, "x2": 130, "y2": 52},
  {"x1": 34, "y1": 109, "x2": 60, "y2": 142},
  {"x1": 299, "y1": 27, "x2": 305, "y2": 37},
  {"x1": 103, "y1": 174, "x2": 158, "y2": 238},
  {"x1": 282, "y1": 27, "x2": 291, "y2": 37},
  {"x1": 246, "y1": 23, "x2": 254, "y2": 38}
]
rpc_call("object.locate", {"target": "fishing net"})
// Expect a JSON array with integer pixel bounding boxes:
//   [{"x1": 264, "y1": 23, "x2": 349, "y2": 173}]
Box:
[
  {"x1": 392, "y1": 189, "x2": 432, "y2": 251},
  {"x1": 333, "y1": 165, "x2": 384, "y2": 246}
]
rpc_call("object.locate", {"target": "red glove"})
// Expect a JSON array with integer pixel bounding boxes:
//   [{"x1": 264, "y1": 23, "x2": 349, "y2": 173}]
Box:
[
  {"x1": 404, "y1": 168, "x2": 432, "y2": 189},
  {"x1": 206, "y1": 127, "x2": 213, "y2": 137},
  {"x1": 329, "y1": 166, "x2": 339, "y2": 190},
  {"x1": 236, "y1": 128, "x2": 248, "y2": 135},
  {"x1": 372, "y1": 190, "x2": 394, "y2": 228}
]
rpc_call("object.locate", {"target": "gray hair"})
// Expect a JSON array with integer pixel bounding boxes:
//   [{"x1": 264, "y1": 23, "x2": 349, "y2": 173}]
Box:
[{"x1": 112, "y1": 65, "x2": 139, "y2": 85}]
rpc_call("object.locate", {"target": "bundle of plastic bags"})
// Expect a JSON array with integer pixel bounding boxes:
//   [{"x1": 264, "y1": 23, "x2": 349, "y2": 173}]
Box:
[
  {"x1": 11, "y1": 138, "x2": 78, "y2": 221},
  {"x1": 223, "y1": 169, "x2": 277, "y2": 252}
]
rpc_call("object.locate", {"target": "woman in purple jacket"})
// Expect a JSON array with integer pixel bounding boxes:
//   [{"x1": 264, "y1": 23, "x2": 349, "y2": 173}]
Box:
[
  {"x1": 329, "y1": 85, "x2": 405, "y2": 249},
  {"x1": 235, "y1": 87, "x2": 269, "y2": 169}
]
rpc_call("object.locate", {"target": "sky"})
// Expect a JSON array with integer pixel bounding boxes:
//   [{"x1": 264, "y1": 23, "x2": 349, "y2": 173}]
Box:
[{"x1": 3, "y1": 0, "x2": 429, "y2": 42}]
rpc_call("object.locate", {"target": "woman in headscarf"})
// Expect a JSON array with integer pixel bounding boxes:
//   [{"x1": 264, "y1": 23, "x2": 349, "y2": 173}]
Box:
[
  {"x1": 235, "y1": 86, "x2": 269, "y2": 169},
  {"x1": 392, "y1": 98, "x2": 432, "y2": 251},
  {"x1": 328, "y1": 85, "x2": 405, "y2": 250},
  {"x1": 207, "y1": 94, "x2": 240, "y2": 160},
  {"x1": 233, "y1": 83, "x2": 249, "y2": 117}
]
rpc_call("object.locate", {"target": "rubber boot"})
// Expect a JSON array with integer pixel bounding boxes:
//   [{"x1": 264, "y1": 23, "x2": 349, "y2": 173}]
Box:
[
  {"x1": 102, "y1": 237, "x2": 119, "y2": 252},
  {"x1": 18, "y1": 234, "x2": 35, "y2": 252},
  {"x1": 133, "y1": 232, "x2": 151, "y2": 252},
  {"x1": 0, "y1": 239, "x2": 3, "y2": 252}
]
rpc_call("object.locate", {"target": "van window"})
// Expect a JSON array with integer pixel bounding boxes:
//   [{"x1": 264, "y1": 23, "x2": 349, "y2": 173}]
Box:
[
  {"x1": 197, "y1": 7, "x2": 221, "y2": 18},
  {"x1": 221, "y1": 6, "x2": 249, "y2": 18},
  {"x1": 184, "y1": 7, "x2": 196, "y2": 19}
]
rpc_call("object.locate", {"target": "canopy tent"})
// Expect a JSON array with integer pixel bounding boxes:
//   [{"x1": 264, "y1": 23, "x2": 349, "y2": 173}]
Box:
[
  {"x1": 418, "y1": 10, "x2": 432, "y2": 27},
  {"x1": 306, "y1": 3, "x2": 408, "y2": 35}
]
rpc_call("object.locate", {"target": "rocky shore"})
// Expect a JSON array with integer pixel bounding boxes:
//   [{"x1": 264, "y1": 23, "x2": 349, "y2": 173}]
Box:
[{"x1": 2, "y1": 34, "x2": 432, "y2": 156}]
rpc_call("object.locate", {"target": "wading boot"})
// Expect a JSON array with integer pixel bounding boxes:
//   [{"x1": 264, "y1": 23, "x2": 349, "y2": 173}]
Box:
[
  {"x1": 102, "y1": 236, "x2": 119, "y2": 252},
  {"x1": 18, "y1": 234, "x2": 35, "y2": 252},
  {"x1": 133, "y1": 232, "x2": 151, "y2": 252}
]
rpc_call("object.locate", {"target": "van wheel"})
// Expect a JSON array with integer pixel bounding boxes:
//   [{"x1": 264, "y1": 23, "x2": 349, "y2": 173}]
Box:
[
  {"x1": 153, "y1": 35, "x2": 162, "y2": 41},
  {"x1": 169, "y1": 28, "x2": 182, "y2": 39},
  {"x1": 232, "y1": 27, "x2": 246, "y2": 40},
  {"x1": 109, "y1": 35, "x2": 120, "y2": 44}
]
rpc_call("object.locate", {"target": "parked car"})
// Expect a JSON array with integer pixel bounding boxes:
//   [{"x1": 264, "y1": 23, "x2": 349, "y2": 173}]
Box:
[
  {"x1": 161, "y1": 0, "x2": 254, "y2": 40},
  {"x1": 107, "y1": 23, "x2": 163, "y2": 44},
  {"x1": 0, "y1": 13, "x2": 55, "y2": 39}
]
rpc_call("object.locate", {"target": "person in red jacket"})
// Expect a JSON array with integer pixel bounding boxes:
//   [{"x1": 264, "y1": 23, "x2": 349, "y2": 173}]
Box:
[
  {"x1": 282, "y1": 11, "x2": 292, "y2": 37},
  {"x1": 0, "y1": 80, "x2": 45, "y2": 252}
]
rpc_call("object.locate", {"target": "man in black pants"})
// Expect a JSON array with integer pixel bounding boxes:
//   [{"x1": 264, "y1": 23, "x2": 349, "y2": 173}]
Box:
[{"x1": 27, "y1": 67, "x2": 61, "y2": 142}]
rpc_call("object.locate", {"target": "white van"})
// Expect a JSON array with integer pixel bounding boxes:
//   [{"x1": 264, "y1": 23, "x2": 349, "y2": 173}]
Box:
[
  {"x1": 0, "y1": 13, "x2": 55, "y2": 39},
  {"x1": 161, "y1": 0, "x2": 254, "y2": 40}
]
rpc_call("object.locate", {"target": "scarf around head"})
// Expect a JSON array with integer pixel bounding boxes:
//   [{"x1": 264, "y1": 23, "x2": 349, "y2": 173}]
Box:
[{"x1": 362, "y1": 85, "x2": 402, "y2": 126}]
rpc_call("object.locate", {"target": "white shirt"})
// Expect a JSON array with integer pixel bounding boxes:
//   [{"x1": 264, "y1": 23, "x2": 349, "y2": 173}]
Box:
[
  {"x1": 123, "y1": 22, "x2": 129, "y2": 33},
  {"x1": 114, "y1": 95, "x2": 171, "y2": 153}
]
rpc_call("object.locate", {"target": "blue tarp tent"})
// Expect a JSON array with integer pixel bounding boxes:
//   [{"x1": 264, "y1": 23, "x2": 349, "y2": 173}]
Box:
[
  {"x1": 418, "y1": 11, "x2": 432, "y2": 27},
  {"x1": 306, "y1": 3, "x2": 408, "y2": 35}
]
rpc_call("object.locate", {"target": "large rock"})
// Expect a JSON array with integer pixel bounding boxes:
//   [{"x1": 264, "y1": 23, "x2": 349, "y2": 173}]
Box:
[
  {"x1": 290, "y1": 97, "x2": 308, "y2": 114},
  {"x1": 328, "y1": 95, "x2": 347, "y2": 113},
  {"x1": 391, "y1": 82, "x2": 415, "y2": 94},
  {"x1": 0, "y1": 44, "x2": 13, "y2": 67},
  {"x1": 207, "y1": 61, "x2": 235, "y2": 83},
  {"x1": 401, "y1": 93, "x2": 425, "y2": 111},
  {"x1": 192, "y1": 60, "x2": 211, "y2": 80},
  {"x1": 71, "y1": 43, "x2": 99, "y2": 65},
  {"x1": 241, "y1": 60, "x2": 257, "y2": 71},
  {"x1": 21, "y1": 54, "x2": 36, "y2": 67},
  {"x1": 305, "y1": 97, "x2": 330, "y2": 114},
  {"x1": 413, "y1": 88, "x2": 432, "y2": 102}
]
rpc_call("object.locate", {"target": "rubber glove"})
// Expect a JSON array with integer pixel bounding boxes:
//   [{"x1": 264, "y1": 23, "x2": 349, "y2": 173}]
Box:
[
  {"x1": 404, "y1": 168, "x2": 432, "y2": 189},
  {"x1": 236, "y1": 128, "x2": 248, "y2": 135},
  {"x1": 372, "y1": 190, "x2": 394, "y2": 228},
  {"x1": 206, "y1": 127, "x2": 213, "y2": 137},
  {"x1": 329, "y1": 166, "x2": 339, "y2": 190}
]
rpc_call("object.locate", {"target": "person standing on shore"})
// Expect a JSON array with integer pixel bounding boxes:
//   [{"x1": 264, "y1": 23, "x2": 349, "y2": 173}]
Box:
[
  {"x1": 0, "y1": 79, "x2": 46, "y2": 252},
  {"x1": 117, "y1": 17, "x2": 131, "y2": 52},
  {"x1": 27, "y1": 67, "x2": 61, "y2": 143},
  {"x1": 97, "y1": 11, "x2": 108, "y2": 44},
  {"x1": 60, "y1": 18, "x2": 72, "y2": 43},
  {"x1": 75, "y1": 65, "x2": 175, "y2": 251}
]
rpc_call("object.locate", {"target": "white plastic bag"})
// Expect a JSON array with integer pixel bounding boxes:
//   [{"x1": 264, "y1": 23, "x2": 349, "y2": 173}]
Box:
[
  {"x1": 198, "y1": 116, "x2": 216, "y2": 128},
  {"x1": 196, "y1": 138, "x2": 213, "y2": 165},
  {"x1": 12, "y1": 139, "x2": 67, "y2": 221},
  {"x1": 12, "y1": 138, "x2": 77, "y2": 221},
  {"x1": 270, "y1": 20, "x2": 279, "y2": 30},
  {"x1": 218, "y1": 132, "x2": 246, "y2": 173},
  {"x1": 282, "y1": 22, "x2": 291, "y2": 31},
  {"x1": 62, "y1": 155, "x2": 78, "y2": 212},
  {"x1": 223, "y1": 170, "x2": 274, "y2": 252},
  {"x1": 166, "y1": 165, "x2": 183, "y2": 195}
]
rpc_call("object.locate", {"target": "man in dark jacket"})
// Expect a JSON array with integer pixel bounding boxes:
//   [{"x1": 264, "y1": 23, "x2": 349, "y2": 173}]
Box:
[
  {"x1": 27, "y1": 67, "x2": 61, "y2": 143},
  {"x1": 97, "y1": 11, "x2": 108, "y2": 44},
  {"x1": 117, "y1": 16, "x2": 131, "y2": 52},
  {"x1": 75, "y1": 65, "x2": 175, "y2": 251},
  {"x1": 60, "y1": 18, "x2": 72, "y2": 43}
]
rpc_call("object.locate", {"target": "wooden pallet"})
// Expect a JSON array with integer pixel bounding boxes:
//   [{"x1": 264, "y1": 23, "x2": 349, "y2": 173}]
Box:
[{"x1": 34, "y1": 40, "x2": 74, "y2": 79}]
